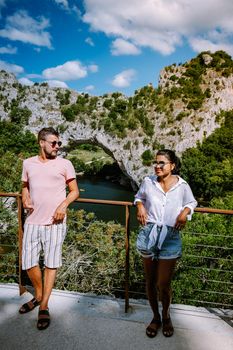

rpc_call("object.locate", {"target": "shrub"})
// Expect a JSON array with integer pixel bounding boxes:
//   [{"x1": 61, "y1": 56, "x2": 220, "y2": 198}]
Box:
[{"x1": 141, "y1": 149, "x2": 154, "y2": 166}]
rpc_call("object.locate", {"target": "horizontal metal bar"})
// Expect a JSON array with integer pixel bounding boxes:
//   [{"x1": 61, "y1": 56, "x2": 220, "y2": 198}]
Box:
[
  {"x1": 185, "y1": 266, "x2": 232, "y2": 273},
  {"x1": 75, "y1": 197, "x2": 133, "y2": 206},
  {"x1": 193, "y1": 289, "x2": 232, "y2": 296},
  {"x1": 0, "y1": 192, "x2": 20, "y2": 198},
  {"x1": 183, "y1": 298, "x2": 233, "y2": 308},
  {"x1": 1, "y1": 192, "x2": 233, "y2": 214},
  {"x1": 187, "y1": 244, "x2": 233, "y2": 250},
  {"x1": 204, "y1": 279, "x2": 233, "y2": 285},
  {"x1": 0, "y1": 261, "x2": 19, "y2": 266},
  {"x1": 184, "y1": 254, "x2": 233, "y2": 262},
  {"x1": 194, "y1": 207, "x2": 233, "y2": 215},
  {"x1": 183, "y1": 232, "x2": 233, "y2": 239}
]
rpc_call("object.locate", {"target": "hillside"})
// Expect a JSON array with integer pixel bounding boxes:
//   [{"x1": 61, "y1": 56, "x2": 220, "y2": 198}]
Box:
[{"x1": 0, "y1": 50, "x2": 233, "y2": 186}]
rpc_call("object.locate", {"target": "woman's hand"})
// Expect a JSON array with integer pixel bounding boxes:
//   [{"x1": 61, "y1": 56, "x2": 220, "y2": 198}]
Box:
[
  {"x1": 136, "y1": 202, "x2": 148, "y2": 226},
  {"x1": 174, "y1": 207, "x2": 190, "y2": 230}
]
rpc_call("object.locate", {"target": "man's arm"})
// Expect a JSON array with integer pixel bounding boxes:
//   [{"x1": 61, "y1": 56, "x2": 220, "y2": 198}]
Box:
[
  {"x1": 53, "y1": 178, "x2": 79, "y2": 223},
  {"x1": 21, "y1": 182, "x2": 33, "y2": 212}
]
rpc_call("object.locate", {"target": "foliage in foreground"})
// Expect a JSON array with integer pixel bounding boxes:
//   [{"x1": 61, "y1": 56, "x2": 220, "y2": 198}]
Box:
[
  {"x1": 1, "y1": 199, "x2": 232, "y2": 308},
  {"x1": 56, "y1": 209, "x2": 126, "y2": 294},
  {"x1": 181, "y1": 110, "x2": 233, "y2": 201}
]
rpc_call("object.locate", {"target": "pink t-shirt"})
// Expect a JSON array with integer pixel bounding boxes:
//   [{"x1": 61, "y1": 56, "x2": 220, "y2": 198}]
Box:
[{"x1": 22, "y1": 156, "x2": 76, "y2": 225}]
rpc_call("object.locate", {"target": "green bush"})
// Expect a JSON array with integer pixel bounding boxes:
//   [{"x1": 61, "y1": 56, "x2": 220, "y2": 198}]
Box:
[
  {"x1": 10, "y1": 107, "x2": 31, "y2": 125},
  {"x1": 181, "y1": 110, "x2": 233, "y2": 201},
  {"x1": 141, "y1": 149, "x2": 154, "y2": 166},
  {"x1": 56, "y1": 209, "x2": 126, "y2": 294}
]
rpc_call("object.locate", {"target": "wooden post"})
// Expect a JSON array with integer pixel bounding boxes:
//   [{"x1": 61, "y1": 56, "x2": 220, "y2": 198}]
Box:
[
  {"x1": 125, "y1": 205, "x2": 130, "y2": 313},
  {"x1": 17, "y1": 195, "x2": 27, "y2": 295}
]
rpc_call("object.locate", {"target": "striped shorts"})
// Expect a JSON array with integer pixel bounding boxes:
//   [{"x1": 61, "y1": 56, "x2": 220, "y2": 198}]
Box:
[{"x1": 22, "y1": 223, "x2": 67, "y2": 270}]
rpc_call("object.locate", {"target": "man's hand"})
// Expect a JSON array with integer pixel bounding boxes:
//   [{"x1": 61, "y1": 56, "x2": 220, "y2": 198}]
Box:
[
  {"x1": 174, "y1": 207, "x2": 190, "y2": 230},
  {"x1": 53, "y1": 203, "x2": 67, "y2": 223},
  {"x1": 23, "y1": 198, "x2": 34, "y2": 214},
  {"x1": 22, "y1": 183, "x2": 34, "y2": 214},
  {"x1": 136, "y1": 202, "x2": 148, "y2": 226}
]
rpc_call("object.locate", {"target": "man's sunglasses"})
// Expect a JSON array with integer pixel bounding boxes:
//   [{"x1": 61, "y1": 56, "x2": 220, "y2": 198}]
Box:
[{"x1": 44, "y1": 140, "x2": 62, "y2": 148}]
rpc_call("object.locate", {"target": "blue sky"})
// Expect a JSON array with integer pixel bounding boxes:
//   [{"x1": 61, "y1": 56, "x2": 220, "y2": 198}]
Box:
[{"x1": 0, "y1": 0, "x2": 233, "y2": 96}]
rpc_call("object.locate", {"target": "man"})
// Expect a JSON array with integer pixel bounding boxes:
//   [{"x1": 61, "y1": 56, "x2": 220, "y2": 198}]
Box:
[{"x1": 19, "y1": 127, "x2": 79, "y2": 330}]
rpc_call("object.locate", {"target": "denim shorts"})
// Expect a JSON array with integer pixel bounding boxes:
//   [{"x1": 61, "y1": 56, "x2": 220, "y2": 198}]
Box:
[{"x1": 136, "y1": 223, "x2": 182, "y2": 260}]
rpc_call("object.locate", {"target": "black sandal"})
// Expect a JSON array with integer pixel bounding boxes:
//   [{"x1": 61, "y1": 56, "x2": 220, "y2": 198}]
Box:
[
  {"x1": 146, "y1": 316, "x2": 161, "y2": 338},
  {"x1": 19, "y1": 297, "x2": 41, "y2": 314},
  {"x1": 37, "y1": 309, "x2": 50, "y2": 330},
  {"x1": 162, "y1": 317, "x2": 174, "y2": 337}
]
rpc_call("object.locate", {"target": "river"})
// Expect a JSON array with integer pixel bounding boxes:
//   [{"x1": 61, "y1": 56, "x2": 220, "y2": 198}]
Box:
[{"x1": 72, "y1": 176, "x2": 138, "y2": 229}]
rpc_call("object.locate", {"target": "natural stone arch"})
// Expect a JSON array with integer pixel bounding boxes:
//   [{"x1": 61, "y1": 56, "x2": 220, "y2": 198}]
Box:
[{"x1": 62, "y1": 121, "x2": 148, "y2": 189}]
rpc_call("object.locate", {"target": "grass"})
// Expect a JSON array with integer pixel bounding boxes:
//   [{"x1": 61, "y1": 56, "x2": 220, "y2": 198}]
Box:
[{"x1": 67, "y1": 148, "x2": 114, "y2": 164}]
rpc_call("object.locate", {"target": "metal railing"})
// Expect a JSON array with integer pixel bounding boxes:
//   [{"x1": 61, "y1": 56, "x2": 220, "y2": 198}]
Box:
[
  {"x1": 0, "y1": 192, "x2": 133, "y2": 312},
  {"x1": 0, "y1": 192, "x2": 233, "y2": 312}
]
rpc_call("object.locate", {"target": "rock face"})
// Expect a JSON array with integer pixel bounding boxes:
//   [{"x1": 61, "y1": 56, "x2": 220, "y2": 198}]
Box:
[{"x1": 1, "y1": 51, "x2": 233, "y2": 187}]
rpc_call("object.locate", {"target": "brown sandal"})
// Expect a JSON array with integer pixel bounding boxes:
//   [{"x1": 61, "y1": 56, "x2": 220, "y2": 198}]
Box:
[
  {"x1": 19, "y1": 297, "x2": 41, "y2": 314},
  {"x1": 162, "y1": 317, "x2": 174, "y2": 337},
  {"x1": 37, "y1": 309, "x2": 50, "y2": 330},
  {"x1": 146, "y1": 316, "x2": 161, "y2": 338}
]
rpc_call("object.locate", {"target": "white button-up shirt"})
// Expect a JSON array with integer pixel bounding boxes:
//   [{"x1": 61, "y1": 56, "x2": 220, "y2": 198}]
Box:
[{"x1": 135, "y1": 175, "x2": 197, "y2": 227}]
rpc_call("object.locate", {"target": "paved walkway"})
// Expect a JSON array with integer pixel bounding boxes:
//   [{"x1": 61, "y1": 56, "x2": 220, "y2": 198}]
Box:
[{"x1": 0, "y1": 283, "x2": 232, "y2": 350}]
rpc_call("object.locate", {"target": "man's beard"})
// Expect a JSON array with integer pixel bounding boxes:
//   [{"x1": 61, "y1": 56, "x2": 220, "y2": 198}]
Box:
[{"x1": 44, "y1": 150, "x2": 58, "y2": 159}]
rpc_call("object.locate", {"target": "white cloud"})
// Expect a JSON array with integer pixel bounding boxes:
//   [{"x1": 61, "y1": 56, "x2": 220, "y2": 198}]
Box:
[
  {"x1": 0, "y1": 45, "x2": 17, "y2": 54},
  {"x1": 53, "y1": 0, "x2": 69, "y2": 9},
  {"x1": 42, "y1": 61, "x2": 87, "y2": 81},
  {"x1": 85, "y1": 85, "x2": 95, "y2": 91},
  {"x1": 0, "y1": 10, "x2": 52, "y2": 48},
  {"x1": 26, "y1": 73, "x2": 42, "y2": 79},
  {"x1": 111, "y1": 38, "x2": 141, "y2": 56},
  {"x1": 18, "y1": 77, "x2": 34, "y2": 86},
  {"x1": 83, "y1": 0, "x2": 233, "y2": 56},
  {"x1": 111, "y1": 69, "x2": 136, "y2": 88},
  {"x1": 0, "y1": 60, "x2": 24, "y2": 75},
  {"x1": 45, "y1": 80, "x2": 68, "y2": 88},
  {"x1": 85, "y1": 37, "x2": 95, "y2": 46},
  {"x1": 190, "y1": 37, "x2": 233, "y2": 57},
  {"x1": 88, "y1": 64, "x2": 98, "y2": 72},
  {"x1": 53, "y1": 0, "x2": 81, "y2": 19}
]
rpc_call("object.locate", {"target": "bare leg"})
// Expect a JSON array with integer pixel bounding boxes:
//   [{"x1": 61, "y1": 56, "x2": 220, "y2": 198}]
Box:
[
  {"x1": 143, "y1": 258, "x2": 161, "y2": 337},
  {"x1": 143, "y1": 257, "x2": 160, "y2": 318},
  {"x1": 39, "y1": 267, "x2": 57, "y2": 310},
  {"x1": 26, "y1": 265, "x2": 43, "y2": 302},
  {"x1": 157, "y1": 258, "x2": 177, "y2": 336},
  {"x1": 19, "y1": 265, "x2": 42, "y2": 313},
  {"x1": 36, "y1": 267, "x2": 57, "y2": 330}
]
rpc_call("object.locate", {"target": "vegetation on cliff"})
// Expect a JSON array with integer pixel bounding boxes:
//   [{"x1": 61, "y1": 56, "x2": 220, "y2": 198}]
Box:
[{"x1": 0, "y1": 51, "x2": 232, "y2": 307}]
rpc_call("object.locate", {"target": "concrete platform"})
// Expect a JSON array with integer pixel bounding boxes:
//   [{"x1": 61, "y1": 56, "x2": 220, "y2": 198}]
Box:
[{"x1": 0, "y1": 283, "x2": 232, "y2": 350}]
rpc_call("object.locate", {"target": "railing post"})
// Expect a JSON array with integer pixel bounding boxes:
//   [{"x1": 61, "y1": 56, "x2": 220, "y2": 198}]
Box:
[
  {"x1": 17, "y1": 194, "x2": 27, "y2": 295},
  {"x1": 125, "y1": 205, "x2": 130, "y2": 313}
]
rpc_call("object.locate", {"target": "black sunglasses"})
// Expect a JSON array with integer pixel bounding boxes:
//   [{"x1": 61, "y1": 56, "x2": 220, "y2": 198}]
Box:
[{"x1": 44, "y1": 140, "x2": 62, "y2": 148}]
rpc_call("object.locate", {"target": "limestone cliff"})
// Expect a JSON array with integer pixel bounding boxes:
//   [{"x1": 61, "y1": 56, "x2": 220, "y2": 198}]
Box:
[{"x1": 0, "y1": 51, "x2": 233, "y2": 186}]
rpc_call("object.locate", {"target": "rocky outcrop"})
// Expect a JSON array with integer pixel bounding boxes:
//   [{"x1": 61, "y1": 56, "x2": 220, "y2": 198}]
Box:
[{"x1": 1, "y1": 51, "x2": 233, "y2": 187}]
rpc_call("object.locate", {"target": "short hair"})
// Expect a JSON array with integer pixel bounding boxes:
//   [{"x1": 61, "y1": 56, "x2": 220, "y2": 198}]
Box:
[
  {"x1": 156, "y1": 149, "x2": 181, "y2": 175},
  {"x1": 38, "y1": 127, "x2": 59, "y2": 142}
]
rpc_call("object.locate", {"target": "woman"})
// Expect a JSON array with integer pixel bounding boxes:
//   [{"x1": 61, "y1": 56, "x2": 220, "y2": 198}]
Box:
[{"x1": 135, "y1": 149, "x2": 197, "y2": 338}]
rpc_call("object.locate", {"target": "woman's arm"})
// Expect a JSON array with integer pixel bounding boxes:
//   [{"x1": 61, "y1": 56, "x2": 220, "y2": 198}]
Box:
[{"x1": 136, "y1": 201, "x2": 148, "y2": 226}]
